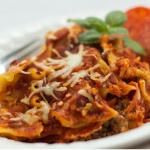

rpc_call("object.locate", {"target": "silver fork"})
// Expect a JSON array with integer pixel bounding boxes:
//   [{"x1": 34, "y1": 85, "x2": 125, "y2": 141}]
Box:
[{"x1": 0, "y1": 39, "x2": 44, "y2": 74}]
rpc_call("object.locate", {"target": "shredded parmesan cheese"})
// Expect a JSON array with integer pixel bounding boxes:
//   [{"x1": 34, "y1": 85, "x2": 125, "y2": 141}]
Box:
[
  {"x1": 29, "y1": 81, "x2": 61, "y2": 99},
  {"x1": 33, "y1": 61, "x2": 55, "y2": 72},
  {"x1": 55, "y1": 87, "x2": 67, "y2": 91},
  {"x1": 21, "y1": 70, "x2": 31, "y2": 74},
  {"x1": 21, "y1": 79, "x2": 66, "y2": 106},
  {"x1": 78, "y1": 89, "x2": 93, "y2": 102},
  {"x1": 65, "y1": 93, "x2": 71, "y2": 97},
  {"x1": 58, "y1": 101, "x2": 63, "y2": 106},
  {"x1": 10, "y1": 101, "x2": 50, "y2": 125},
  {"x1": 100, "y1": 73, "x2": 112, "y2": 83},
  {"x1": 52, "y1": 48, "x2": 63, "y2": 58},
  {"x1": 21, "y1": 96, "x2": 30, "y2": 105},
  {"x1": 63, "y1": 70, "x2": 88, "y2": 87},
  {"x1": 47, "y1": 44, "x2": 87, "y2": 81}
]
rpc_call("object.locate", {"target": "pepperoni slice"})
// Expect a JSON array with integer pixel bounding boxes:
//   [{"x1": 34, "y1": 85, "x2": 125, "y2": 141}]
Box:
[{"x1": 123, "y1": 7, "x2": 150, "y2": 62}]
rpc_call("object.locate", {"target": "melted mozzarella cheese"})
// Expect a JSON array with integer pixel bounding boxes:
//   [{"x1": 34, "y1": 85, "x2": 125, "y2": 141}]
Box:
[
  {"x1": 55, "y1": 87, "x2": 67, "y2": 91},
  {"x1": 100, "y1": 73, "x2": 111, "y2": 83},
  {"x1": 11, "y1": 101, "x2": 50, "y2": 125},
  {"x1": 33, "y1": 61, "x2": 55, "y2": 72},
  {"x1": 88, "y1": 64, "x2": 101, "y2": 81},
  {"x1": 52, "y1": 48, "x2": 63, "y2": 58},
  {"x1": 47, "y1": 44, "x2": 86, "y2": 81},
  {"x1": 31, "y1": 45, "x2": 105, "y2": 88},
  {"x1": 63, "y1": 64, "x2": 102, "y2": 87},
  {"x1": 21, "y1": 96, "x2": 30, "y2": 105},
  {"x1": 29, "y1": 81, "x2": 61, "y2": 100},
  {"x1": 40, "y1": 101, "x2": 50, "y2": 124},
  {"x1": 48, "y1": 66, "x2": 72, "y2": 81},
  {"x1": 63, "y1": 70, "x2": 88, "y2": 87},
  {"x1": 21, "y1": 79, "x2": 67, "y2": 106},
  {"x1": 78, "y1": 89, "x2": 93, "y2": 102},
  {"x1": 64, "y1": 51, "x2": 82, "y2": 68}
]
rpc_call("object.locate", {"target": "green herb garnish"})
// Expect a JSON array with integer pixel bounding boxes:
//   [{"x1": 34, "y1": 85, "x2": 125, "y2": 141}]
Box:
[
  {"x1": 122, "y1": 37, "x2": 147, "y2": 56},
  {"x1": 78, "y1": 29, "x2": 102, "y2": 44},
  {"x1": 105, "y1": 11, "x2": 127, "y2": 27},
  {"x1": 68, "y1": 11, "x2": 146, "y2": 56}
]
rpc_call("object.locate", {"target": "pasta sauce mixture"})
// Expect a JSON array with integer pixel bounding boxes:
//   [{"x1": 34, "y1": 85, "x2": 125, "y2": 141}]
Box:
[{"x1": 0, "y1": 24, "x2": 150, "y2": 143}]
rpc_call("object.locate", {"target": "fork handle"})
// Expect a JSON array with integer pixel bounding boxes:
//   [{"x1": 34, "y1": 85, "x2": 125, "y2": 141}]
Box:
[{"x1": 0, "y1": 39, "x2": 44, "y2": 73}]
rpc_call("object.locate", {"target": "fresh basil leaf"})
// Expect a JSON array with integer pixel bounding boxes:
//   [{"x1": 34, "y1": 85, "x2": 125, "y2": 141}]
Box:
[
  {"x1": 78, "y1": 29, "x2": 102, "y2": 44},
  {"x1": 86, "y1": 17, "x2": 108, "y2": 32},
  {"x1": 67, "y1": 19, "x2": 91, "y2": 29},
  {"x1": 123, "y1": 38, "x2": 147, "y2": 56},
  {"x1": 108, "y1": 27, "x2": 129, "y2": 35},
  {"x1": 105, "y1": 11, "x2": 127, "y2": 27}
]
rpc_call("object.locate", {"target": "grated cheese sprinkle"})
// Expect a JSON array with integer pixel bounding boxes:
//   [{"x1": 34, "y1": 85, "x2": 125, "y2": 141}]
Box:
[{"x1": 78, "y1": 89, "x2": 93, "y2": 102}]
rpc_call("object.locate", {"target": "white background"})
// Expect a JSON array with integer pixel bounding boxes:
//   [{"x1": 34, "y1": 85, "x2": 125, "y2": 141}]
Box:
[
  {"x1": 0, "y1": 0, "x2": 150, "y2": 148},
  {"x1": 0, "y1": 0, "x2": 150, "y2": 37}
]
